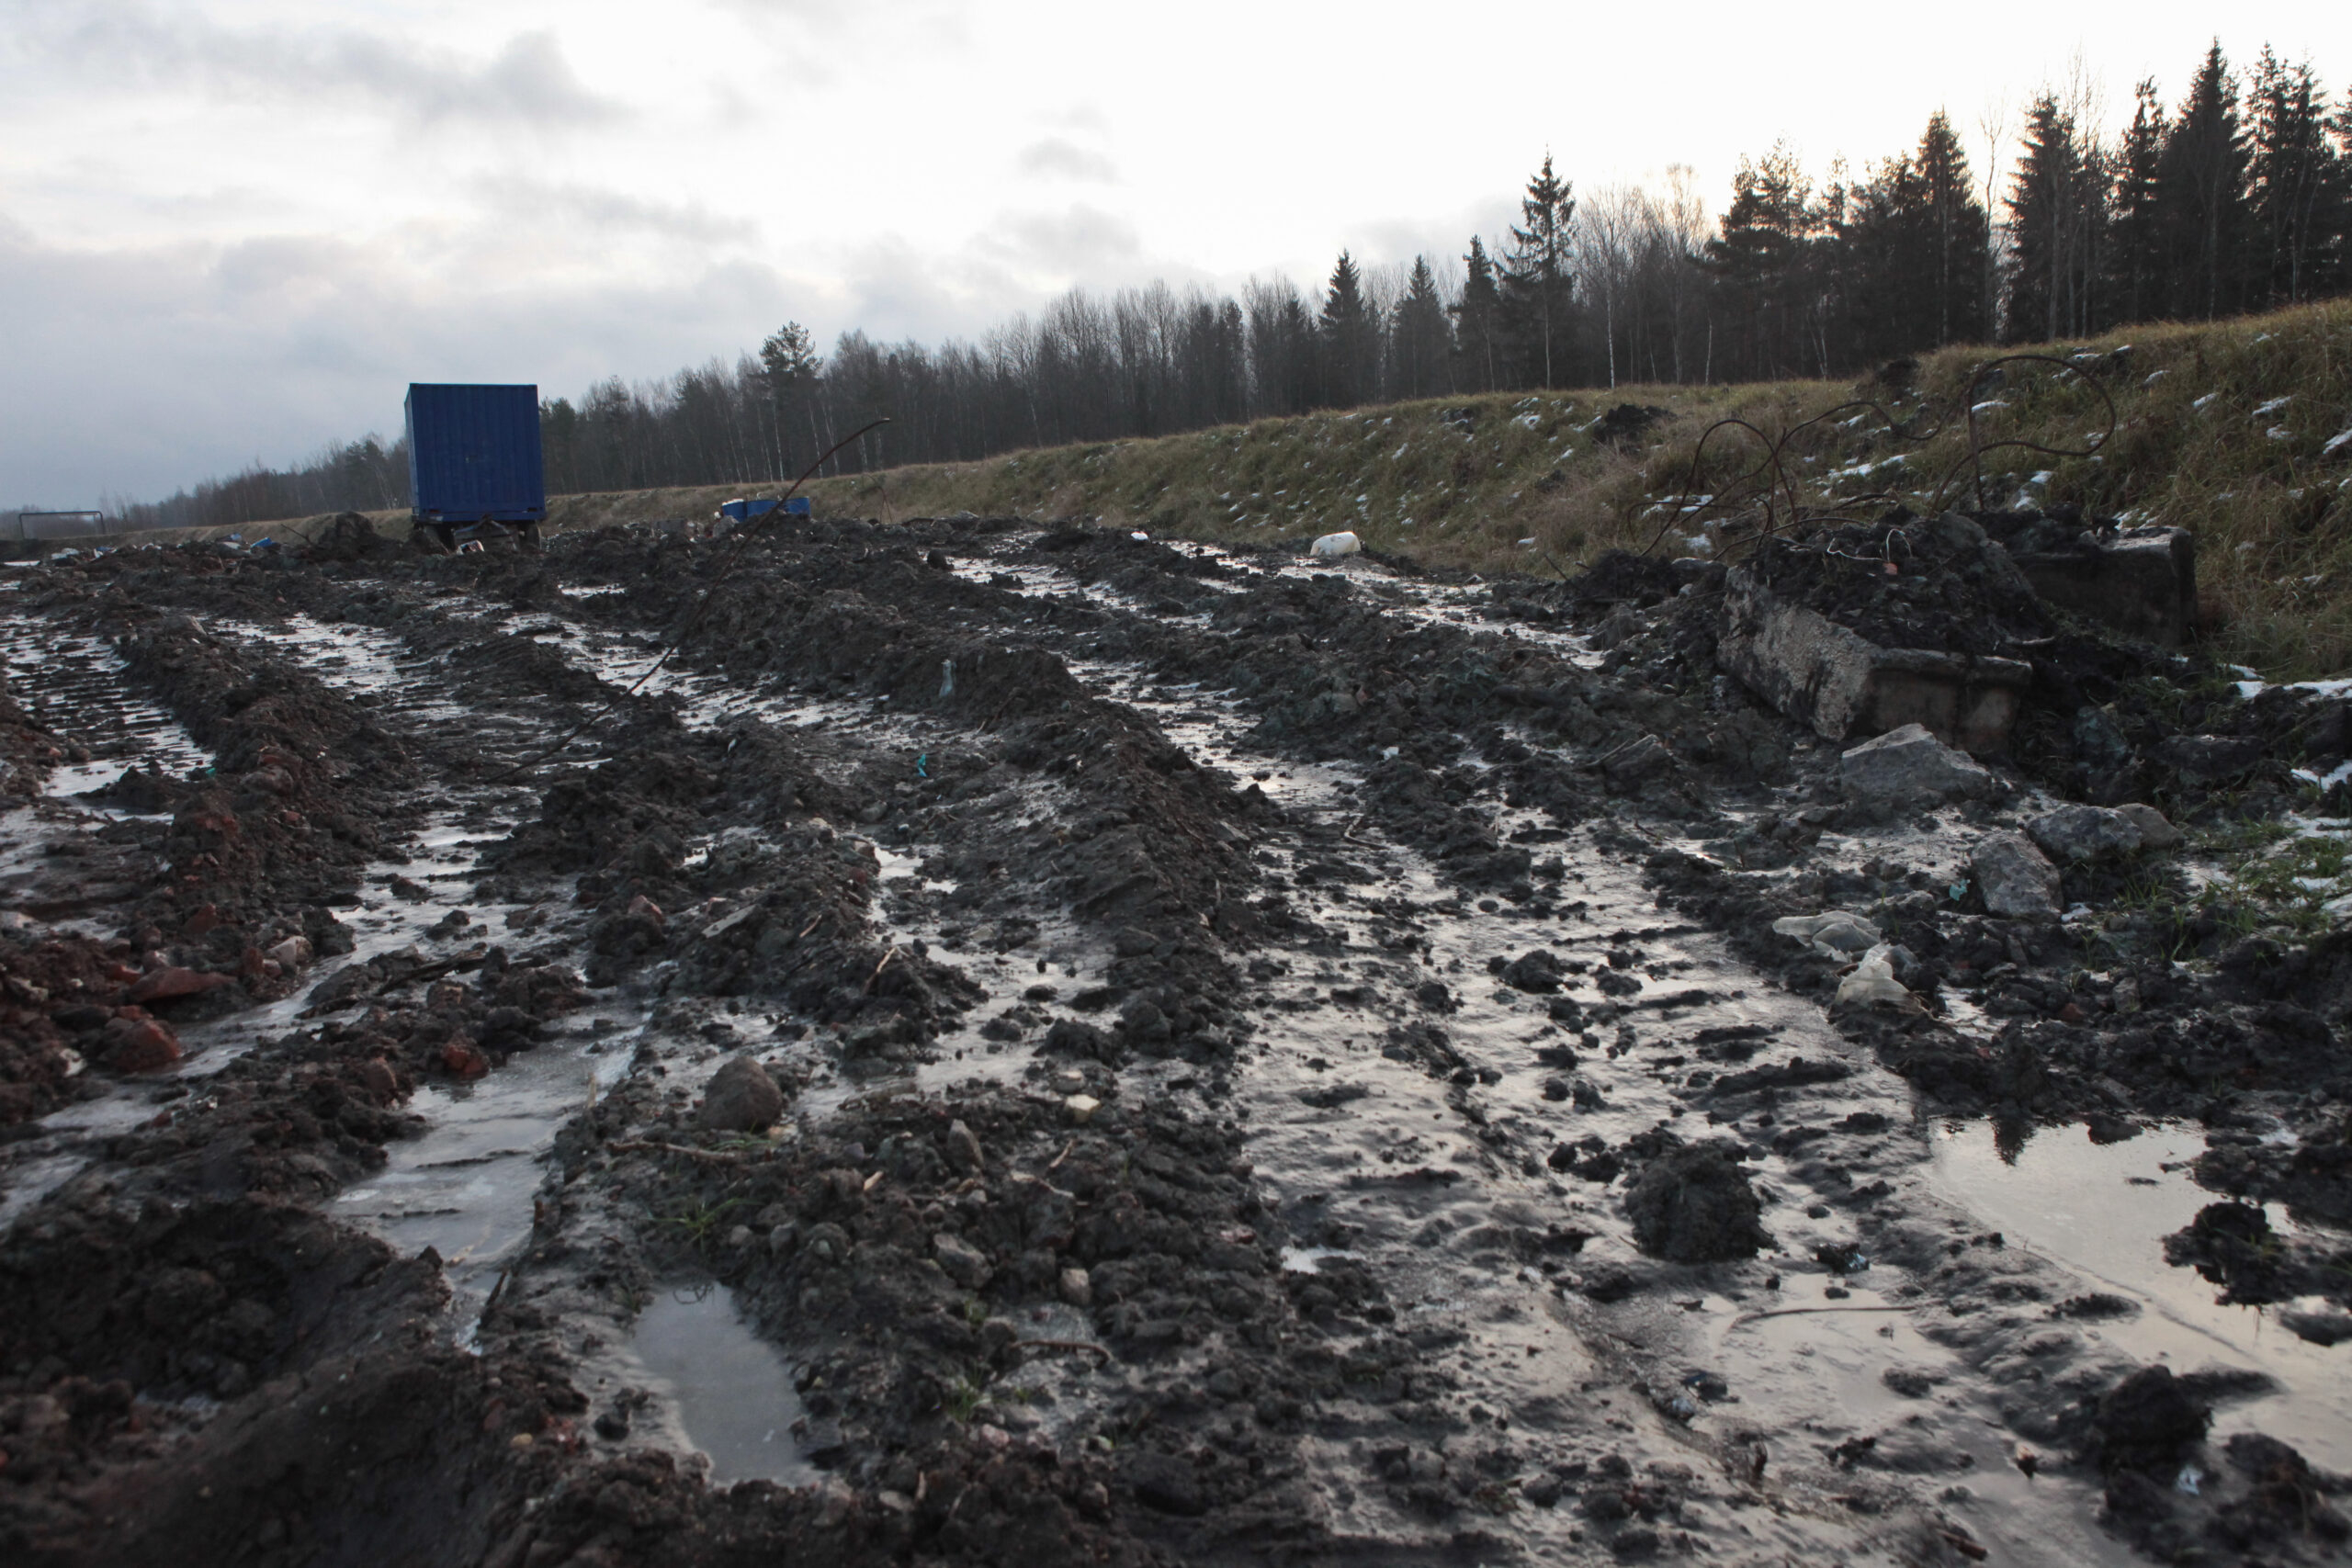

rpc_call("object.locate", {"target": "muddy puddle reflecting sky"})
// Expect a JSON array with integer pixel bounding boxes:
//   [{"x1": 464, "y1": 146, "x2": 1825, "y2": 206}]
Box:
[
  {"x1": 1928, "y1": 1119, "x2": 2352, "y2": 1472},
  {"x1": 629, "y1": 1282, "x2": 819, "y2": 1485}
]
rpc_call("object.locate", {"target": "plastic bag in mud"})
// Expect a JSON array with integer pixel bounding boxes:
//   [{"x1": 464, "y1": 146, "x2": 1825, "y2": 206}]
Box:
[
  {"x1": 1833, "y1": 943, "x2": 1921, "y2": 1013},
  {"x1": 1771, "y1": 911, "x2": 1880, "y2": 958},
  {"x1": 1310, "y1": 531, "x2": 1362, "y2": 558}
]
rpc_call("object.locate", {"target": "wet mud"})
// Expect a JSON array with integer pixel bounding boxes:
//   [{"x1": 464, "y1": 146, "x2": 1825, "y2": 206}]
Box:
[{"x1": 3, "y1": 513, "x2": 2349, "y2": 1565}]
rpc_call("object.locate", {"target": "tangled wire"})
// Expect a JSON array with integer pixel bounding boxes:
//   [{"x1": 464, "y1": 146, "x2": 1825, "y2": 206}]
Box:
[{"x1": 1640, "y1": 354, "x2": 2120, "y2": 559}]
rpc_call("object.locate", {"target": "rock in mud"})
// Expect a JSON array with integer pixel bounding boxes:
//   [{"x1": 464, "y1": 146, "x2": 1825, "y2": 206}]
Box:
[
  {"x1": 2115, "y1": 801, "x2": 2182, "y2": 850},
  {"x1": 2162, "y1": 1201, "x2": 2290, "y2": 1303},
  {"x1": 1499, "y1": 950, "x2": 1567, "y2": 992},
  {"x1": 697, "y1": 1055, "x2": 784, "y2": 1132},
  {"x1": 1838, "y1": 722, "x2": 1992, "y2": 803},
  {"x1": 124, "y1": 964, "x2": 234, "y2": 1005},
  {"x1": 2025, "y1": 803, "x2": 2144, "y2": 863},
  {"x1": 1623, "y1": 1144, "x2": 1769, "y2": 1263},
  {"x1": 945, "y1": 1117, "x2": 985, "y2": 1173},
  {"x1": 933, "y1": 1232, "x2": 993, "y2": 1289},
  {"x1": 2281, "y1": 1305, "x2": 2352, "y2": 1346},
  {"x1": 1600, "y1": 733, "x2": 1673, "y2": 784},
  {"x1": 1970, "y1": 831, "x2": 2062, "y2": 916},
  {"x1": 2089, "y1": 1366, "x2": 2211, "y2": 1475},
  {"x1": 1125, "y1": 1450, "x2": 1208, "y2": 1516},
  {"x1": 98, "y1": 1008, "x2": 182, "y2": 1072}
]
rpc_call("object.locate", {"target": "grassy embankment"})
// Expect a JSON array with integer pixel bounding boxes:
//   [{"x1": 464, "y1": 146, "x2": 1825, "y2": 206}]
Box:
[{"x1": 217, "y1": 299, "x2": 2352, "y2": 678}]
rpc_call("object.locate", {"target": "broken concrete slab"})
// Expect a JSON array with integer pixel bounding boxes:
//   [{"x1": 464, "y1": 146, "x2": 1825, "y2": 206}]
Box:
[
  {"x1": 1972, "y1": 831, "x2": 2064, "y2": 916},
  {"x1": 1839, "y1": 722, "x2": 1994, "y2": 803},
  {"x1": 2009, "y1": 526, "x2": 2197, "y2": 647},
  {"x1": 1719, "y1": 569, "x2": 2032, "y2": 755}
]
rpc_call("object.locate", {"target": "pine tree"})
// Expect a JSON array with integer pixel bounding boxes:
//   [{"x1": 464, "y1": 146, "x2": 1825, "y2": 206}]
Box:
[
  {"x1": 2247, "y1": 48, "x2": 2345, "y2": 306},
  {"x1": 2104, "y1": 81, "x2": 2169, "y2": 325},
  {"x1": 2005, "y1": 96, "x2": 2100, "y2": 340},
  {"x1": 1453, "y1": 237, "x2": 1504, "y2": 393},
  {"x1": 1390, "y1": 256, "x2": 1453, "y2": 399},
  {"x1": 1830, "y1": 152, "x2": 1924, "y2": 363},
  {"x1": 759, "y1": 321, "x2": 823, "y2": 478},
  {"x1": 2158, "y1": 41, "x2": 2255, "y2": 320},
  {"x1": 1317, "y1": 250, "x2": 1379, "y2": 407},
  {"x1": 1702, "y1": 144, "x2": 1821, "y2": 378},
  {"x1": 1502, "y1": 154, "x2": 1577, "y2": 387},
  {"x1": 1917, "y1": 111, "x2": 1992, "y2": 345}
]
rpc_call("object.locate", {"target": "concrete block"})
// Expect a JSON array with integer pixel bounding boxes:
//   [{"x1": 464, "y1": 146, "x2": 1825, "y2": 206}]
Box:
[
  {"x1": 2010, "y1": 527, "x2": 2196, "y2": 646},
  {"x1": 1719, "y1": 570, "x2": 2032, "y2": 755}
]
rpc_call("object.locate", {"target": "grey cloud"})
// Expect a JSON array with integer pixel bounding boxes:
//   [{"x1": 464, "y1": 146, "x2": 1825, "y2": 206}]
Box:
[
  {"x1": 1015, "y1": 137, "x2": 1117, "y2": 183},
  {"x1": 0, "y1": 224, "x2": 797, "y2": 506},
  {"x1": 469, "y1": 179, "x2": 759, "y2": 247},
  {"x1": 977, "y1": 204, "x2": 1143, "y2": 274},
  {"x1": 27, "y1": 4, "x2": 623, "y2": 127}
]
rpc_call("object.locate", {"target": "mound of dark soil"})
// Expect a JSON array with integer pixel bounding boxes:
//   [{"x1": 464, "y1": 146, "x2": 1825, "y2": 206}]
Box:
[{"x1": 1623, "y1": 1143, "x2": 1769, "y2": 1263}]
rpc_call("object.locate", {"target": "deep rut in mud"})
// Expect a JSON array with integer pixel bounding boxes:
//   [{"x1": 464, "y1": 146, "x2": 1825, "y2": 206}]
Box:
[{"x1": 2, "y1": 520, "x2": 2347, "y2": 1567}]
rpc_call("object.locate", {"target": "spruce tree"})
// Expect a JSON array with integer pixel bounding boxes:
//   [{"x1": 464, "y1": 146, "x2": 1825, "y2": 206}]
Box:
[
  {"x1": 2247, "y1": 49, "x2": 2345, "y2": 306},
  {"x1": 1390, "y1": 256, "x2": 1453, "y2": 399},
  {"x1": 759, "y1": 321, "x2": 823, "y2": 478},
  {"x1": 2158, "y1": 41, "x2": 2255, "y2": 320},
  {"x1": 1829, "y1": 152, "x2": 1924, "y2": 363},
  {"x1": 1453, "y1": 237, "x2": 1504, "y2": 393},
  {"x1": 2005, "y1": 96, "x2": 2098, "y2": 340},
  {"x1": 1702, "y1": 144, "x2": 1820, "y2": 378},
  {"x1": 1917, "y1": 111, "x2": 1992, "y2": 345},
  {"x1": 1502, "y1": 154, "x2": 1577, "y2": 387},
  {"x1": 2105, "y1": 81, "x2": 2169, "y2": 326},
  {"x1": 1317, "y1": 250, "x2": 1378, "y2": 407}
]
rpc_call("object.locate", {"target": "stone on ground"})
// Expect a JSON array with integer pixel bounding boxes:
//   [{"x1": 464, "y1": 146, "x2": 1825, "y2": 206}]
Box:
[
  {"x1": 2115, "y1": 802, "x2": 2182, "y2": 850},
  {"x1": 1838, "y1": 722, "x2": 1993, "y2": 803},
  {"x1": 698, "y1": 1055, "x2": 784, "y2": 1132},
  {"x1": 2025, "y1": 803, "x2": 2144, "y2": 863},
  {"x1": 1971, "y1": 831, "x2": 2063, "y2": 916}
]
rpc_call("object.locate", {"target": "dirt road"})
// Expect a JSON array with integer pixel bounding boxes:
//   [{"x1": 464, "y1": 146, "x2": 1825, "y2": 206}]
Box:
[{"x1": 2, "y1": 515, "x2": 2345, "y2": 1565}]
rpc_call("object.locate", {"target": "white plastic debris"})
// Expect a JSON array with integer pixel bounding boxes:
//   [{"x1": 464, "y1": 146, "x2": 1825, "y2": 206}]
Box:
[
  {"x1": 1310, "y1": 531, "x2": 1363, "y2": 558},
  {"x1": 1129, "y1": 530, "x2": 1150, "y2": 541},
  {"x1": 1833, "y1": 943, "x2": 1922, "y2": 1012},
  {"x1": 1771, "y1": 911, "x2": 1881, "y2": 958}
]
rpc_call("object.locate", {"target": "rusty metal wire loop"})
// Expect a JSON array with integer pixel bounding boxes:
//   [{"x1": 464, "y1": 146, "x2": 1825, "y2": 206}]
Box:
[{"x1": 1640, "y1": 353, "x2": 2120, "y2": 561}]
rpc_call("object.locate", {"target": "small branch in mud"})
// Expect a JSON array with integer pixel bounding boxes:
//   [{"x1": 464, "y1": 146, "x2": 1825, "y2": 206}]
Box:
[
  {"x1": 373, "y1": 949, "x2": 488, "y2": 994},
  {"x1": 608, "y1": 1139, "x2": 763, "y2": 1166},
  {"x1": 1726, "y1": 1303, "x2": 1911, "y2": 1325},
  {"x1": 865, "y1": 944, "x2": 899, "y2": 992}
]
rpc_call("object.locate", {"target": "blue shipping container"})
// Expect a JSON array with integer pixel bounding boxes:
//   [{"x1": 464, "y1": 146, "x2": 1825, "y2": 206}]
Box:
[{"x1": 405, "y1": 384, "x2": 547, "y2": 524}]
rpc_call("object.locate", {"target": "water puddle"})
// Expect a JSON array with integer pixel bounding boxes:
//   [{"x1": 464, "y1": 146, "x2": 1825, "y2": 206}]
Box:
[
  {"x1": 336, "y1": 1026, "x2": 629, "y2": 1318},
  {"x1": 629, "y1": 1282, "x2": 819, "y2": 1484},
  {"x1": 1927, "y1": 1119, "x2": 2352, "y2": 1471}
]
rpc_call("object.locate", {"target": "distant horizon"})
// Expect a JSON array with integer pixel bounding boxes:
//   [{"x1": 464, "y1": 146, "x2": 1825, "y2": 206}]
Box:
[{"x1": 3, "y1": 1, "x2": 2341, "y2": 508}]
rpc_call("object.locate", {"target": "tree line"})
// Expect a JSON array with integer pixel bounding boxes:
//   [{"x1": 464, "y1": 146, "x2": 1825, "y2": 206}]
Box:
[{"x1": 116, "y1": 39, "x2": 2350, "y2": 531}]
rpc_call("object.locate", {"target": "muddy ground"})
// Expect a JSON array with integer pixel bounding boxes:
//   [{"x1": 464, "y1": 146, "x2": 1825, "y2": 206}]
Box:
[{"x1": 2, "y1": 510, "x2": 2348, "y2": 1566}]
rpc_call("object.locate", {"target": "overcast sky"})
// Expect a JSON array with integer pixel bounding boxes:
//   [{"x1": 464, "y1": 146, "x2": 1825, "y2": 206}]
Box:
[{"x1": 2, "y1": 0, "x2": 2342, "y2": 508}]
